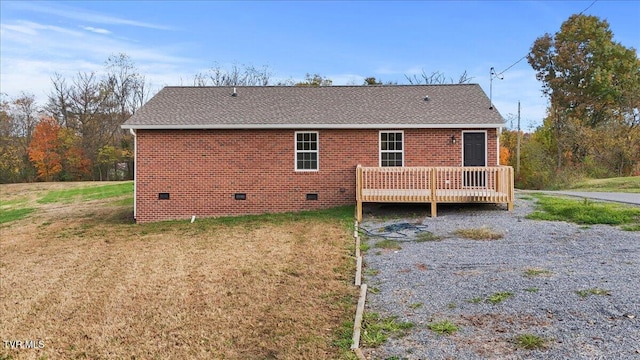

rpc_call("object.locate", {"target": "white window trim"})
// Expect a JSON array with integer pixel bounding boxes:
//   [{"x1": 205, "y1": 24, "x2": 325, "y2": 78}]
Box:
[
  {"x1": 461, "y1": 130, "x2": 488, "y2": 167},
  {"x1": 294, "y1": 131, "x2": 319, "y2": 172},
  {"x1": 379, "y1": 130, "x2": 404, "y2": 167}
]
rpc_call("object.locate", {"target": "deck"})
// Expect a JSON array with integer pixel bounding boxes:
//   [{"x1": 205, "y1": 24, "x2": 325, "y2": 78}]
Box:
[{"x1": 355, "y1": 165, "x2": 514, "y2": 221}]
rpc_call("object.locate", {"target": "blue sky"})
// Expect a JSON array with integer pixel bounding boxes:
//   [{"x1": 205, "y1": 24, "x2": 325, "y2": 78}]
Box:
[{"x1": 1, "y1": 1, "x2": 638, "y2": 130}]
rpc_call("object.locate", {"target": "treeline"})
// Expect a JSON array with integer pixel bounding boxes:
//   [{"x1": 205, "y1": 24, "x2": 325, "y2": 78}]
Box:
[
  {"x1": 1, "y1": 55, "x2": 466, "y2": 183},
  {"x1": 501, "y1": 14, "x2": 640, "y2": 188},
  {"x1": 1, "y1": 54, "x2": 146, "y2": 183}
]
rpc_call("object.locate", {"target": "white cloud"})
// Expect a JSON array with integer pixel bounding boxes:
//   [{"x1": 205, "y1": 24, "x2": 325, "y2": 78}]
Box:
[
  {"x1": 9, "y1": 2, "x2": 174, "y2": 30},
  {"x1": 0, "y1": 16, "x2": 197, "y2": 106},
  {"x1": 82, "y1": 26, "x2": 111, "y2": 35},
  {"x1": 328, "y1": 73, "x2": 365, "y2": 85}
]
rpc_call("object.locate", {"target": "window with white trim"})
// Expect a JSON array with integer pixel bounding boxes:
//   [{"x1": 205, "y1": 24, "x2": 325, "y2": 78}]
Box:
[
  {"x1": 295, "y1": 132, "x2": 318, "y2": 171},
  {"x1": 380, "y1": 131, "x2": 403, "y2": 167}
]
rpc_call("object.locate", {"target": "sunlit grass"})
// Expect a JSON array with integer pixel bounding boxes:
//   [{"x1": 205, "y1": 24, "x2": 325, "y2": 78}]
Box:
[
  {"x1": 568, "y1": 176, "x2": 640, "y2": 193},
  {"x1": 527, "y1": 194, "x2": 640, "y2": 228},
  {"x1": 38, "y1": 182, "x2": 133, "y2": 204},
  {"x1": 0, "y1": 207, "x2": 35, "y2": 224}
]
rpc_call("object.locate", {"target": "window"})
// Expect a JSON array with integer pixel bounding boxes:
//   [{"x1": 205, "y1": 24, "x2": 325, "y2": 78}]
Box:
[
  {"x1": 295, "y1": 132, "x2": 318, "y2": 171},
  {"x1": 380, "y1": 131, "x2": 403, "y2": 167}
]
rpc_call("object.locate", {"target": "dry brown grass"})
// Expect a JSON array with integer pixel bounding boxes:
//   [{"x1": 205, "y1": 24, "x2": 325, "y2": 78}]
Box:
[
  {"x1": 0, "y1": 182, "x2": 357, "y2": 359},
  {"x1": 453, "y1": 226, "x2": 504, "y2": 240}
]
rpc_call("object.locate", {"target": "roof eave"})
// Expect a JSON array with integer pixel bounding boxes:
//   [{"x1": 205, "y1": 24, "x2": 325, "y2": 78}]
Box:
[{"x1": 121, "y1": 123, "x2": 505, "y2": 130}]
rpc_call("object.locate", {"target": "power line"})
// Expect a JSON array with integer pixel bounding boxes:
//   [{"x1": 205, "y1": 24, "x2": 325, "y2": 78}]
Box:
[
  {"x1": 496, "y1": 0, "x2": 599, "y2": 77},
  {"x1": 497, "y1": 56, "x2": 527, "y2": 76},
  {"x1": 578, "y1": 0, "x2": 598, "y2": 15}
]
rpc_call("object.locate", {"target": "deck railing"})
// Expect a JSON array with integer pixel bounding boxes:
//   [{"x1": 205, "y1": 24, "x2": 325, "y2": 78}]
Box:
[{"x1": 356, "y1": 165, "x2": 514, "y2": 221}]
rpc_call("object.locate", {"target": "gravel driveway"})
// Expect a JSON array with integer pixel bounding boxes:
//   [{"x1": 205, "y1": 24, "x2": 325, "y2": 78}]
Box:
[{"x1": 360, "y1": 195, "x2": 640, "y2": 359}]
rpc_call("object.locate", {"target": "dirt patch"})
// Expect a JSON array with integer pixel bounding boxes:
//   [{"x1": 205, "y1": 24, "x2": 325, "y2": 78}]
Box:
[{"x1": 0, "y1": 183, "x2": 357, "y2": 359}]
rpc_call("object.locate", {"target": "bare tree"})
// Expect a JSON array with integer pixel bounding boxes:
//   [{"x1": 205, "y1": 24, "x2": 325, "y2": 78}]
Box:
[
  {"x1": 10, "y1": 93, "x2": 40, "y2": 142},
  {"x1": 404, "y1": 70, "x2": 472, "y2": 85},
  {"x1": 194, "y1": 63, "x2": 272, "y2": 86}
]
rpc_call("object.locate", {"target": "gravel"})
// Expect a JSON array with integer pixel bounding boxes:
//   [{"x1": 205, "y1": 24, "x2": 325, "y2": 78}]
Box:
[{"x1": 359, "y1": 195, "x2": 640, "y2": 359}]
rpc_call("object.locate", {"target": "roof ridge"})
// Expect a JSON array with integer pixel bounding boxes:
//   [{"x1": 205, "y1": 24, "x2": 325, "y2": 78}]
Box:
[{"x1": 162, "y1": 84, "x2": 481, "y2": 89}]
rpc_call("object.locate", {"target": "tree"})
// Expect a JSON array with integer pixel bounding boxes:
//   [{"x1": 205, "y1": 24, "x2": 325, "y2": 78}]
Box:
[
  {"x1": 527, "y1": 14, "x2": 640, "y2": 175},
  {"x1": 0, "y1": 93, "x2": 40, "y2": 182},
  {"x1": 364, "y1": 77, "x2": 382, "y2": 86},
  {"x1": 193, "y1": 63, "x2": 272, "y2": 86},
  {"x1": 28, "y1": 117, "x2": 63, "y2": 181},
  {"x1": 404, "y1": 70, "x2": 472, "y2": 85},
  {"x1": 58, "y1": 127, "x2": 92, "y2": 180},
  {"x1": 295, "y1": 73, "x2": 333, "y2": 87}
]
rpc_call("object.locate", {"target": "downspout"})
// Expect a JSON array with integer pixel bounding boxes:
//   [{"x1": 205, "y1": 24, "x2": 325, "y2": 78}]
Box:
[{"x1": 129, "y1": 128, "x2": 137, "y2": 220}]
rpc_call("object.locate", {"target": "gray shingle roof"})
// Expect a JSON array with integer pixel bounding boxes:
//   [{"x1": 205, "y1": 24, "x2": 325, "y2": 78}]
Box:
[{"x1": 122, "y1": 84, "x2": 505, "y2": 129}]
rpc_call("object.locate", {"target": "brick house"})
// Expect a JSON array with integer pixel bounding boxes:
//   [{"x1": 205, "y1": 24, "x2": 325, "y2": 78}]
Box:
[{"x1": 122, "y1": 85, "x2": 512, "y2": 223}]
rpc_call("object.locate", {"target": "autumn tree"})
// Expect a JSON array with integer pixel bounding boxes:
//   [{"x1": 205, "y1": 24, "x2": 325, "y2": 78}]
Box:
[
  {"x1": 527, "y1": 14, "x2": 640, "y2": 176},
  {"x1": 28, "y1": 117, "x2": 63, "y2": 181}
]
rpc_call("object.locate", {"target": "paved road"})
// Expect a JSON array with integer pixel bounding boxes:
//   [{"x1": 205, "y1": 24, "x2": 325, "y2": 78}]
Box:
[{"x1": 533, "y1": 191, "x2": 640, "y2": 206}]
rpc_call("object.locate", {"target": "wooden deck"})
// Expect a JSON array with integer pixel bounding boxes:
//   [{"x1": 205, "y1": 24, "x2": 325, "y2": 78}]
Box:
[{"x1": 355, "y1": 165, "x2": 514, "y2": 221}]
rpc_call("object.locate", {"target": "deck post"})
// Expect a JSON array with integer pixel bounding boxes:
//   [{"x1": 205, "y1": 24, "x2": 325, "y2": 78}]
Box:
[
  {"x1": 430, "y1": 167, "x2": 437, "y2": 217},
  {"x1": 508, "y1": 166, "x2": 515, "y2": 211}
]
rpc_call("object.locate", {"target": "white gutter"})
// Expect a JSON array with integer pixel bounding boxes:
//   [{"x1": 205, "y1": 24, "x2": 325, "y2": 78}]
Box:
[
  {"x1": 129, "y1": 128, "x2": 137, "y2": 220},
  {"x1": 121, "y1": 123, "x2": 506, "y2": 130}
]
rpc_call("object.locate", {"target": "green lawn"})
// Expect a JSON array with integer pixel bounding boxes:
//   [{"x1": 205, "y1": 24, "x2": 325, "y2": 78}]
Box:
[
  {"x1": 0, "y1": 207, "x2": 35, "y2": 224},
  {"x1": 568, "y1": 176, "x2": 640, "y2": 193},
  {"x1": 527, "y1": 194, "x2": 640, "y2": 230},
  {"x1": 37, "y1": 182, "x2": 133, "y2": 204}
]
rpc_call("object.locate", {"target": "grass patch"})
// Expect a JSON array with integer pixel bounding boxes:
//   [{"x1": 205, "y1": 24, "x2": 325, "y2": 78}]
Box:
[
  {"x1": 576, "y1": 288, "x2": 610, "y2": 298},
  {"x1": 374, "y1": 239, "x2": 402, "y2": 250},
  {"x1": 467, "y1": 297, "x2": 483, "y2": 304},
  {"x1": 486, "y1": 292, "x2": 514, "y2": 304},
  {"x1": 427, "y1": 320, "x2": 459, "y2": 335},
  {"x1": 568, "y1": 176, "x2": 640, "y2": 193},
  {"x1": 111, "y1": 196, "x2": 134, "y2": 206},
  {"x1": 454, "y1": 226, "x2": 504, "y2": 240},
  {"x1": 364, "y1": 268, "x2": 380, "y2": 276},
  {"x1": 525, "y1": 287, "x2": 539, "y2": 293},
  {"x1": 415, "y1": 231, "x2": 441, "y2": 242},
  {"x1": 526, "y1": 194, "x2": 640, "y2": 227},
  {"x1": 38, "y1": 182, "x2": 133, "y2": 204},
  {"x1": 0, "y1": 207, "x2": 35, "y2": 224},
  {"x1": 514, "y1": 333, "x2": 547, "y2": 350},
  {"x1": 0, "y1": 198, "x2": 28, "y2": 208},
  {"x1": 524, "y1": 268, "x2": 552, "y2": 277},
  {"x1": 333, "y1": 321, "x2": 355, "y2": 354},
  {"x1": 361, "y1": 312, "x2": 414, "y2": 347},
  {"x1": 622, "y1": 224, "x2": 640, "y2": 231},
  {"x1": 359, "y1": 234, "x2": 371, "y2": 252},
  {"x1": 409, "y1": 302, "x2": 423, "y2": 309}
]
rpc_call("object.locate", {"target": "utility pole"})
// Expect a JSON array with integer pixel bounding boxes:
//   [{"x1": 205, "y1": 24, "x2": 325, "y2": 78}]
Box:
[{"x1": 517, "y1": 101, "x2": 521, "y2": 177}]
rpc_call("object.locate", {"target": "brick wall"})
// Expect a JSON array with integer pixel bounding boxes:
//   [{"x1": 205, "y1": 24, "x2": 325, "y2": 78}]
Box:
[{"x1": 134, "y1": 128, "x2": 498, "y2": 223}]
